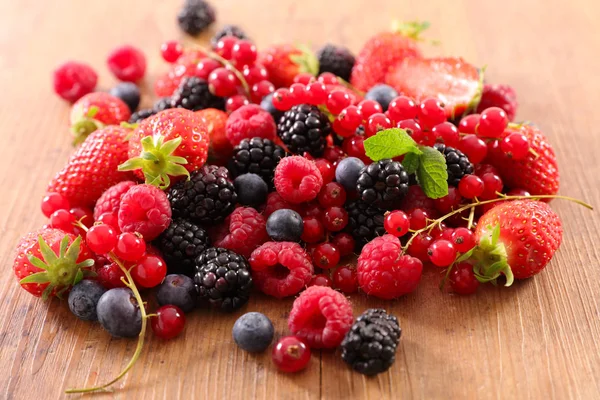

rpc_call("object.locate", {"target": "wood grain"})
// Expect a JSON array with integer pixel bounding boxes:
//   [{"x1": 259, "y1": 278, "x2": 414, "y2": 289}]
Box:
[{"x1": 1, "y1": 0, "x2": 600, "y2": 399}]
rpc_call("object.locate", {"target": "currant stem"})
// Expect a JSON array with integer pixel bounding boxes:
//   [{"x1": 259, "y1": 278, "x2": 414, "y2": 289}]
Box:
[{"x1": 189, "y1": 43, "x2": 251, "y2": 96}]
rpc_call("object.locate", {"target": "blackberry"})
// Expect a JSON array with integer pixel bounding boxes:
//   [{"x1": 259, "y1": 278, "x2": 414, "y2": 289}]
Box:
[
  {"x1": 345, "y1": 200, "x2": 386, "y2": 250},
  {"x1": 154, "y1": 97, "x2": 173, "y2": 112},
  {"x1": 194, "y1": 247, "x2": 253, "y2": 312},
  {"x1": 211, "y1": 24, "x2": 249, "y2": 48},
  {"x1": 155, "y1": 219, "x2": 211, "y2": 277},
  {"x1": 227, "y1": 137, "x2": 286, "y2": 186},
  {"x1": 170, "y1": 76, "x2": 225, "y2": 111},
  {"x1": 434, "y1": 143, "x2": 474, "y2": 186},
  {"x1": 341, "y1": 309, "x2": 401, "y2": 376},
  {"x1": 316, "y1": 44, "x2": 355, "y2": 82},
  {"x1": 277, "y1": 104, "x2": 331, "y2": 157},
  {"x1": 177, "y1": 0, "x2": 216, "y2": 36},
  {"x1": 129, "y1": 108, "x2": 156, "y2": 123},
  {"x1": 356, "y1": 159, "x2": 409, "y2": 207},
  {"x1": 168, "y1": 165, "x2": 237, "y2": 226}
]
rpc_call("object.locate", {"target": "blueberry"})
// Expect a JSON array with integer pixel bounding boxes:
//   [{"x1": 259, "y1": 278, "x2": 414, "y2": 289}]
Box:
[
  {"x1": 156, "y1": 274, "x2": 197, "y2": 313},
  {"x1": 260, "y1": 93, "x2": 283, "y2": 123},
  {"x1": 336, "y1": 157, "x2": 366, "y2": 192},
  {"x1": 364, "y1": 84, "x2": 398, "y2": 111},
  {"x1": 232, "y1": 312, "x2": 274, "y2": 352},
  {"x1": 266, "y1": 209, "x2": 303, "y2": 242},
  {"x1": 234, "y1": 173, "x2": 268, "y2": 207},
  {"x1": 96, "y1": 288, "x2": 142, "y2": 338},
  {"x1": 109, "y1": 82, "x2": 141, "y2": 112},
  {"x1": 68, "y1": 280, "x2": 106, "y2": 321}
]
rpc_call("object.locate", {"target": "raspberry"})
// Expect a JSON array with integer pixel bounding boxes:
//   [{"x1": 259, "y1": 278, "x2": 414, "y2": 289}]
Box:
[
  {"x1": 357, "y1": 235, "x2": 423, "y2": 299},
  {"x1": 287, "y1": 286, "x2": 354, "y2": 349},
  {"x1": 249, "y1": 241, "x2": 313, "y2": 299},
  {"x1": 274, "y1": 156, "x2": 323, "y2": 204},
  {"x1": 53, "y1": 61, "x2": 98, "y2": 102},
  {"x1": 213, "y1": 207, "x2": 269, "y2": 258},
  {"x1": 226, "y1": 104, "x2": 277, "y2": 146},
  {"x1": 93, "y1": 181, "x2": 137, "y2": 220},
  {"x1": 107, "y1": 45, "x2": 147, "y2": 82},
  {"x1": 476, "y1": 84, "x2": 518, "y2": 121},
  {"x1": 118, "y1": 184, "x2": 172, "y2": 241},
  {"x1": 262, "y1": 192, "x2": 304, "y2": 217}
]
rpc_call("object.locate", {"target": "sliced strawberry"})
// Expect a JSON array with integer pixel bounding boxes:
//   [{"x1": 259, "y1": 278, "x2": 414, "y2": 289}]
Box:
[{"x1": 258, "y1": 44, "x2": 318, "y2": 88}]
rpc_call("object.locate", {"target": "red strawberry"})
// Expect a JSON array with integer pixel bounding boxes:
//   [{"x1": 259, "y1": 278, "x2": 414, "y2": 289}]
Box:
[
  {"x1": 350, "y1": 22, "x2": 426, "y2": 92},
  {"x1": 47, "y1": 126, "x2": 134, "y2": 208},
  {"x1": 13, "y1": 228, "x2": 95, "y2": 299},
  {"x1": 154, "y1": 49, "x2": 207, "y2": 97},
  {"x1": 70, "y1": 92, "x2": 131, "y2": 145},
  {"x1": 473, "y1": 200, "x2": 562, "y2": 281},
  {"x1": 485, "y1": 124, "x2": 559, "y2": 196},
  {"x1": 196, "y1": 108, "x2": 231, "y2": 164},
  {"x1": 258, "y1": 44, "x2": 318, "y2": 88},
  {"x1": 385, "y1": 56, "x2": 481, "y2": 118},
  {"x1": 119, "y1": 108, "x2": 209, "y2": 189}
]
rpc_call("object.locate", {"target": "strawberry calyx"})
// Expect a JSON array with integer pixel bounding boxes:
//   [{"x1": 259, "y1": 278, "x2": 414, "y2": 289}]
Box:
[
  {"x1": 71, "y1": 106, "x2": 103, "y2": 146},
  {"x1": 289, "y1": 44, "x2": 319, "y2": 76},
  {"x1": 462, "y1": 224, "x2": 515, "y2": 286},
  {"x1": 20, "y1": 235, "x2": 95, "y2": 300},
  {"x1": 118, "y1": 135, "x2": 189, "y2": 190},
  {"x1": 391, "y1": 20, "x2": 430, "y2": 41}
]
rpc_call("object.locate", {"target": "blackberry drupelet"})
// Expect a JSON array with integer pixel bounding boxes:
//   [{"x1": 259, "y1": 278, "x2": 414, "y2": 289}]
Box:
[
  {"x1": 356, "y1": 159, "x2": 409, "y2": 207},
  {"x1": 168, "y1": 165, "x2": 237, "y2": 226},
  {"x1": 211, "y1": 24, "x2": 249, "y2": 47},
  {"x1": 434, "y1": 143, "x2": 474, "y2": 186},
  {"x1": 316, "y1": 44, "x2": 356, "y2": 82},
  {"x1": 194, "y1": 247, "x2": 253, "y2": 312},
  {"x1": 277, "y1": 104, "x2": 331, "y2": 157},
  {"x1": 341, "y1": 309, "x2": 401, "y2": 376},
  {"x1": 171, "y1": 76, "x2": 225, "y2": 111},
  {"x1": 177, "y1": 0, "x2": 216, "y2": 36},
  {"x1": 227, "y1": 137, "x2": 286, "y2": 186},
  {"x1": 155, "y1": 219, "x2": 211, "y2": 277},
  {"x1": 345, "y1": 200, "x2": 386, "y2": 250},
  {"x1": 129, "y1": 108, "x2": 156, "y2": 123}
]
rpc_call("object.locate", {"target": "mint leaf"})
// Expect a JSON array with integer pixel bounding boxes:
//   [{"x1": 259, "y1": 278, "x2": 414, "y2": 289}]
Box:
[
  {"x1": 402, "y1": 152, "x2": 420, "y2": 174},
  {"x1": 416, "y1": 146, "x2": 448, "y2": 199},
  {"x1": 363, "y1": 129, "x2": 421, "y2": 161}
]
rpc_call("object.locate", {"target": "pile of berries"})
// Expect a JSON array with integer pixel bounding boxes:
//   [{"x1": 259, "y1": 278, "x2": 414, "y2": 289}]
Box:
[{"x1": 16, "y1": 1, "x2": 590, "y2": 394}]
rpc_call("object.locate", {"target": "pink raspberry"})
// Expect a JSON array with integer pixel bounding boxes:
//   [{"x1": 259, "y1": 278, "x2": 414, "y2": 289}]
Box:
[
  {"x1": 93, "y1": 181, "x2": 137, "y2": 220},
  {"x1": 212, "y1": 207, "x2": 268, "y2": 258},
  {"x1": 53, "y1": 61, "x2": 98, "y2": 102},
  {"x1": 249, "y1": 241, "x2": 313, "y2": 299},
  {"x1": 357, "y1": 234, "x2": 423, "y2": 299},
  {"x1": 274, "y1": 156, "x2": 323, "y2": 204},
  {"x1": 118, "y1": 184, "x2": 172, "y2": 241},
  {"x1": 225, "y1": 104, "x2": 276, "y2": 146},
  {"x1": 262, "y1": 192, "x2": 304, "y2": 218},
  {"x1": 476, "y1": 84, "x2": 518, "y2": 121},
  {"x1": 287, "y1": 286, "x2": 354, "y2": 349}
]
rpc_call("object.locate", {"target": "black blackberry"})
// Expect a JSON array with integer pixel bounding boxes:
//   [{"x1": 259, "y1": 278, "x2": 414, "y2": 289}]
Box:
[
  {"x1": 153, "y1": 97, "x2": 173, "y2": 112},
  {"x1": 341, "y1": 309, "x2": 401, "y2": 376},
  {"x1": 129, "y1": 108, "x2": 156, "y2": 123},
  {"x1": 434, "y1": 143, "x2": 474, "y2": 186},
  {"x1": 177, "y1": 0, "x2": 216, "y2": 36},
  {"x1": 356, "y1": 159, "x2": 409, "y2": 207},
  {"x1": 167, "y1": 165, "x2": 237, "y2": 226},
  {"x1": 316, "y1": 44, "x2": 356, "y2": 82},
  {"x1": 277, "y1": 104, "x2": 331, "y2": 157},
  {"x1": 227, "y1": 137, "x2": 286, "y2": 186},
  {"x1": 170, "y1": 76, "x2": 225, "y2": 111},
  {"x1": 345, "y1": 200, "x2": 386, "y2": 250},
  {"x1": 211, "y1": 24, "x2": 249, "y2": 48},
  {"x1": 194, "y1": 247, "x2": 253, "y2": 312},
  {"x1": 155, "y1": 219, "x2": 211, "y2": 277}
]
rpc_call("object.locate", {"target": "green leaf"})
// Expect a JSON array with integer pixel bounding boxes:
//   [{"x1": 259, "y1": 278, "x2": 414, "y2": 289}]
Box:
[
  {"x1": 20, "y1": 271, "x2": 50, "y2": 284},
  {"x1": 37, "y1": 236, "x2": 58, "y2": 265},
  {"x1": 118, "y1": 157, "x2": 145, "y2": 172},
  {"x1": 73, "y1": 269, "x2": 84, "y2": 285},
  {"x1": 402, "y1": 152, "x2": 420, "y2": 174},
  {"x1": 64, "y1": 236, "x2": 82, "y2": 264},
  {"x1": 27, "y1": 255, "x2": 48, "y2": 270},
  {"x1": 415, "y1": 146, "x2": 448, "y2": 199},
  {"x1": 76, "y1": 259, "x2": 95, "y2": 269},
  {"x1": 41, "y1": 285, "x2": 53, "y2": 301},
  {"x1": 160, "y1": 137, "x2": 183, "y2": 156},
  {"x1": 363, "y1": 128, "x2": 422, "y2": 161},
  {"x1": 59, "y1": 236, "x2": 69, "y2": 258},
  {"x1": 491, "y1": 223, "x2": 501, "y2": 246}
]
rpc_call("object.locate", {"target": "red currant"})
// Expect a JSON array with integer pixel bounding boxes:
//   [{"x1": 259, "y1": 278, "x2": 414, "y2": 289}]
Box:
[
  {"x1": 50, "y1": 209, "x2": 76, "y2": 233},
  {"x1": 323, "y1": 206, "x2": 348, "y2": 232},
  {"x1": 331, "y1": 233, "x2": 355, "y2": 256},
  {"x1": 358, "y1": 99, "x2": 383, "y2": 119},
  {"x1": 208, "y1": 68, "x2": 238, "y2": 97},
  {"x1": 448, "y1": 262, "x2": 479, "y2": 295},
  {"x1": 342, "y1": 135, "x2": 369, "y2": 164},
  {"x1": 242, "y1": 64, "x2": 269, "y2": 86},
  {"x1": 326, "y1": 90, "x2": 351, "y2": 115},
  {"x1": 215, "y1": 36, "x2": 238, "y2": 59},
  {"x1": 437, "y1": 227, "x2": 455, "y2": 241},
  {"x1": 418, "y1": 98, "x2": 446, "y2": 130},
  {"x1": 477, "y1": 107, "x2": 508, "y2": 138},
  {"x1": 251, "y1": 81, "x2": 275, "y2": 103},
  {"x1": 272, "y1": 88, "x2": 292, "y2": 111},
  {"x1": 314, "y1": 159, "x2": 335, "y2": 184},
  {"x1": 226, "y1": 95, "x2": 250, "y2": 113},
  {"x1": 272, "y1": 336, "x2": 311, "y2": 373},
  {"x1": 308, "y1": 274, "x2": 332, "y2": 287},
  {"x1": 366, "y1": 113, "x2": 392, "y2": 137},
  {"x1": 407, "y1": 233, "x2": 433, "y2": 262},
  {"x1": 41, "y1": 192, "x2": 70, "y2": 218},
  {"x1": 114, "y1": 232, "x2": 146, "y2": 262},
  {"x1": 501, "y1": 132, "x2": 529, "y2": 160},
  {"x1": 458, "y1": 114, "x2": 480, "y2": 134},
  {"x1": 432, "y1": 122, "x2": 460, "y2": 147},
  {"x1": 196, "y1": 58, "x2": 221, "y2": 80},
  {"x1": 231, "y1": 40, "x2": 257, "y2": 67},
  {"x1": 301, "y1": 217, "x2": 325, "y2": 243},
  {"x1": 86, "y1": 224, "x2": 118, "y2": 254},
  {"x1": 317, "y1": 72, "x2": 338, "y2": 85},
  {"x1": 318, "y1": 182, "x2": 347, "y2": 208},
  {"x1": 338, "y1": 105, "x2": 363, "y2": 131},
  {"x1": 458, "y1": 134, "x2": 488, "y2": 165},
  {"x1": 427, "y1": 239, "x2": 457, "y2": 267},
  {"x1": 151, "y1": 305, "x2": 186, "y2": 340},
  {"x1": 95, "y1": 260, "x2": 127, "y2": 289},
  {"x1": 303, "y1": 202, "x2": 323, "y2": 219},
  {"x1": 323, "y1": 146, "x2": 345, "y2": 163},
  {"x1": 160, "y1": 40, "x2": 183, "y2": 63},
  {"x1": 480, "y1": 173, "x2": 504, "y2": 200},
  {"x1": 305, "y1": 82, "x2": 328, "y2": 105},
  {"x1": 289, "y1": 83, "x2": 308, "y2": 105},
  {"x1": 458, "y1": 175, "x2": 484, "y2": 199},
  {"x1": 332, "y1": 265, "x2": 358, "y2": 293},
  {"x1": 387, "y1": 96, "x2": 417, "y2": 122},
  {"x1": 293, "y1": 73, "x2": 315, "y2": 85},
  {"x1": 429, "y1": 222, "x2": 448, "y2": 239},
  {"x1": 70, "y1": 207, "x2": 94, "y2": 228},
  {"x1": 451, "y1": 227, "x2": 476, "y2": 253},
  {"x1": 507, "y1": 188, "x2": 530, "y2": 197},
  {"x1": 409, "y1": 208, "x2": 430, "y2": 230},
  {"x1": 433, "y1": 187, "x2": 463, "y2": 214},
  {"x1": 384, "y1": 210, "x2": 410, "y2": 237},
  {"x1": 97, "y1": 212, "x2": 119, "y2": 230},
  {"x1": 312, "y1": 243, "x2": 340, "y2": 269},
  {"x1": 397, "y1": 119, "x2": 422, "y2": 139},
  {"x1": 474, "y1": 164, "x2": 500, "y2": 177},
  {"x1": 131, "y1": 254, "x2": 167, "y2": 288}
]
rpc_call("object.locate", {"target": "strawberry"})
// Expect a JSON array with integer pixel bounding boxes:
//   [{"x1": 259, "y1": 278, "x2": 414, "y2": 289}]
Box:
[
  {"x1": 196, "y1": 108, "x2": 231, "y2": 164},
  {"x1": 350, "y1": 22, "x2": 426, "y2": 92},
  {"x1": 485, "y1": 124, "x2": 559, "y2": 196},
  {"x1": 47, "y1": 126, "x2": 134, "y2": 208},
  {"x1": 13, "y1": 228, "x2": 95, "y2": 299},
  {"x1": 385, "y1": 56, "x2": 481, "y2": 117},
  {"x1": 119, "y1": 108, "x2": 209, "y2": 189},
  {"x1": 70, "y1": 92, "x2": 131, "y2": 145},
  {"x1": 154, "y1": 49, "x2": 206, "y2": 97},
  {"x1": 472, "y1": 200, "x2": 562, "y2": 282},
  {"x1": 258, "y1": 44, "x2": 318, "y2": 88}
]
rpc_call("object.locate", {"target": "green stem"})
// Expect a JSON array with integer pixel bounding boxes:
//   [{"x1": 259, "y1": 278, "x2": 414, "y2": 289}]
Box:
[{"x1": 189, "y1": 44, "x2": 250, "y2": 96}]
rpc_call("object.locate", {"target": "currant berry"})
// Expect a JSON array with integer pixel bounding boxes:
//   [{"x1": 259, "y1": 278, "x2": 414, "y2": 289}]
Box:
[
  {"x1": 309, "y1": 274, "x2": 332, "y2": 287},
  {"x1": 242, "y1": 64, "x2": 269, "y2": 86},
  {"x1": 231, "y1": 40, "x2": 257, "y2": 67},
  {"x1": 272, "y1": 336, "x2": 311, "y2": 373},
  {"x1": 331, "y1": 233, "x2": 355, "y2": 256},
  {"x1": 432, "y1": 122, "x2": 459, "y2": 147},
  {"x1": 160, "y1": 40, "x2": 183, "y2": 63},
  {"x1": 318, "y1": 182, "x2": 347, "y2": 208},
  {"x1": 407, "y1": 233, "x2": 433, "y2": 262},
  {"x1": 312, "y1": 243, "x2": 341, "y2": 269},
  {"x1": 397, "y1": 119, "x2": 422, "y2": 139},
  {"x1": 305, "y1": 82, "x2": 328, "y2": 106},
  {"x1": 384, "y1": 210, "x2": 410, "y2": 237},
  {"x1": 366, "y1": 113, "x2": 392, "y2": 137},
  {"x1": 303, "y1": 203, "x2": 323, "y2": 219},
  {"x1": 289, "y1": 83, "x2": 308, "y2": 105},
  {"x1": 208, "y1": 68, "x2": 238, "y2": 97},
  {"x1": 323, "y1": 206, "x2": 348, "y2": 232},
  {"x1": 387, "y1": 96, "x2": 418, "y2": 122},
  {"x1": 314, "y1": 159, "x2": 335, "y2": 184},
  {"x1": 458, "y1": 134, "x2": 488, "y2": 165},
  {"x1": 97, "y1": 212, "x2": 119, "y2": 230},
  {"x1": 429, "y1": 222, "x2": 448, "y2": 239},
  {"x1": 151, "y1": 305, "x2": 186, "y2": 340},
  {"x1": 251, "y1": 81, "x2": 275, "y2": 103},
  {"x1": 317, "y1": 72, "x2": 339, "y2": 85},
  {"x1": 323, "y1": 146, "x2": 345, "y2": 163},
  {"x1": 477, "y1": 107, "x2": 508, "y2": 138},
  {"x1": 50, "y1": 209, "x2": 76, "y2": 233},
  {"x1": 196, "y1": 58, "x2": 222, "y2": 80},
  {"x1": 500, "y1": 132, "x2": 529, "y2": 160},
  {"x1": 301, "y1": 216, "x2": 325, "y2": 243},
  {"x1": 41, "y1": 192, "x2": 70, "y2": 218},
  {"x1": 507, "y1": 188, "x2": 531, "y2": 197},
  {"x1": 131, "y1": 254, "x2": 167, "y2": 288},
  {"x1": 215, "y1": 36, "x2": 238, "y2": 59},
  {"x1": 272, "y1": 88, "x2": 292, "y2": 111},
  {"x1": 409, "y1": 208, "x2": 430, "y2": 230},
  {"x1": 326, "y1": 90, "x2": 351, "y2": 115},
  {"x1": 294, "y1": 73, "x2": 315, "y2": 85},
  {"x1": 451, "y1": 228, "x2": 476, "y2": 253},
  {"x1": 226, "y1": 95, "x2": 250, "y2": 113},
  {"x1": 86, "y1": 224, "x2": 118, "y2": 254},
  {"x1": 70, "y1": 207, "x2": 94, "y2": 228},
  {"x1": 433, "y1": 187, "x2": 463, "y2": 214},
  {"x1": 357, "y1": 99, "x2": 383, "y2": 119},
  {"x1": 427, "y1": 240, "x2": 457, "y2": 267},
  {"x1": 480, "y1": 173, "x2": 504, "y2": 200},
  {"x1": 437, "y1": 227, "x2": 455, "y2": 241},
  {"x1": 458, "y1": 175, "x2": 484, "y2": 199},
  {"x1": 449, "y1": 262, "x2": 479, "y2": 295},
  {"x1": 114, "y1": 232, "x2": 146, "y2": 262},
  {"x1": 332, "y1": 265, "x2": 358, "y2": 293},
  {"x1": 458, "y1": 114, "x2": 480, "y2": 134},
  {"x1": 338, "y1": 105, "x2": 363, "y2": 131},
  {"x1": 418, "y1": 98, "x2": 446, "y2": 130}
]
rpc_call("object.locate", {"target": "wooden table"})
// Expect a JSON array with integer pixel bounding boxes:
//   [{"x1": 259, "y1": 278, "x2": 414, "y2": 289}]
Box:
[{"x1": 1, "y1": 0, "x2": 600, "y2": 398}]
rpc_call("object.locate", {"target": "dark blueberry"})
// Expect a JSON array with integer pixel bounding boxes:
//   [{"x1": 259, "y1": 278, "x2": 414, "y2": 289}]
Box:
[
  {"x1": 68, "y1": 280, "x2": 106, "y2": 321},
  {"x1": 364, "y1": 84, "x2": 398, "y2": 112},
  {"x1": 232, "y1": 312, "x2": 274, "y2": 352},
  {"x1": 109, "y1": 82, "x2": 141, "y2": 112},
  {"x1": 260, "y1": 93, "x2": 283, "y2": 123},
  {"x1": 96, "y1": 288, "x2": 142, "y2": 338},
  {"x1": 316, "y1": 44, "x2": 355, "y2": 82},
  {"x1": 335, "y1": 157, "x2": 366, "y2": 192},
  {"x1": 266, "y1": 209, "x2": 304, "y2": 242},
  {"x1": 234, "y1": 173, "x2": 268, "y2": 207},
  {"x1": 156, "y1": 274, "x2": 197, "y2": 313}
]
